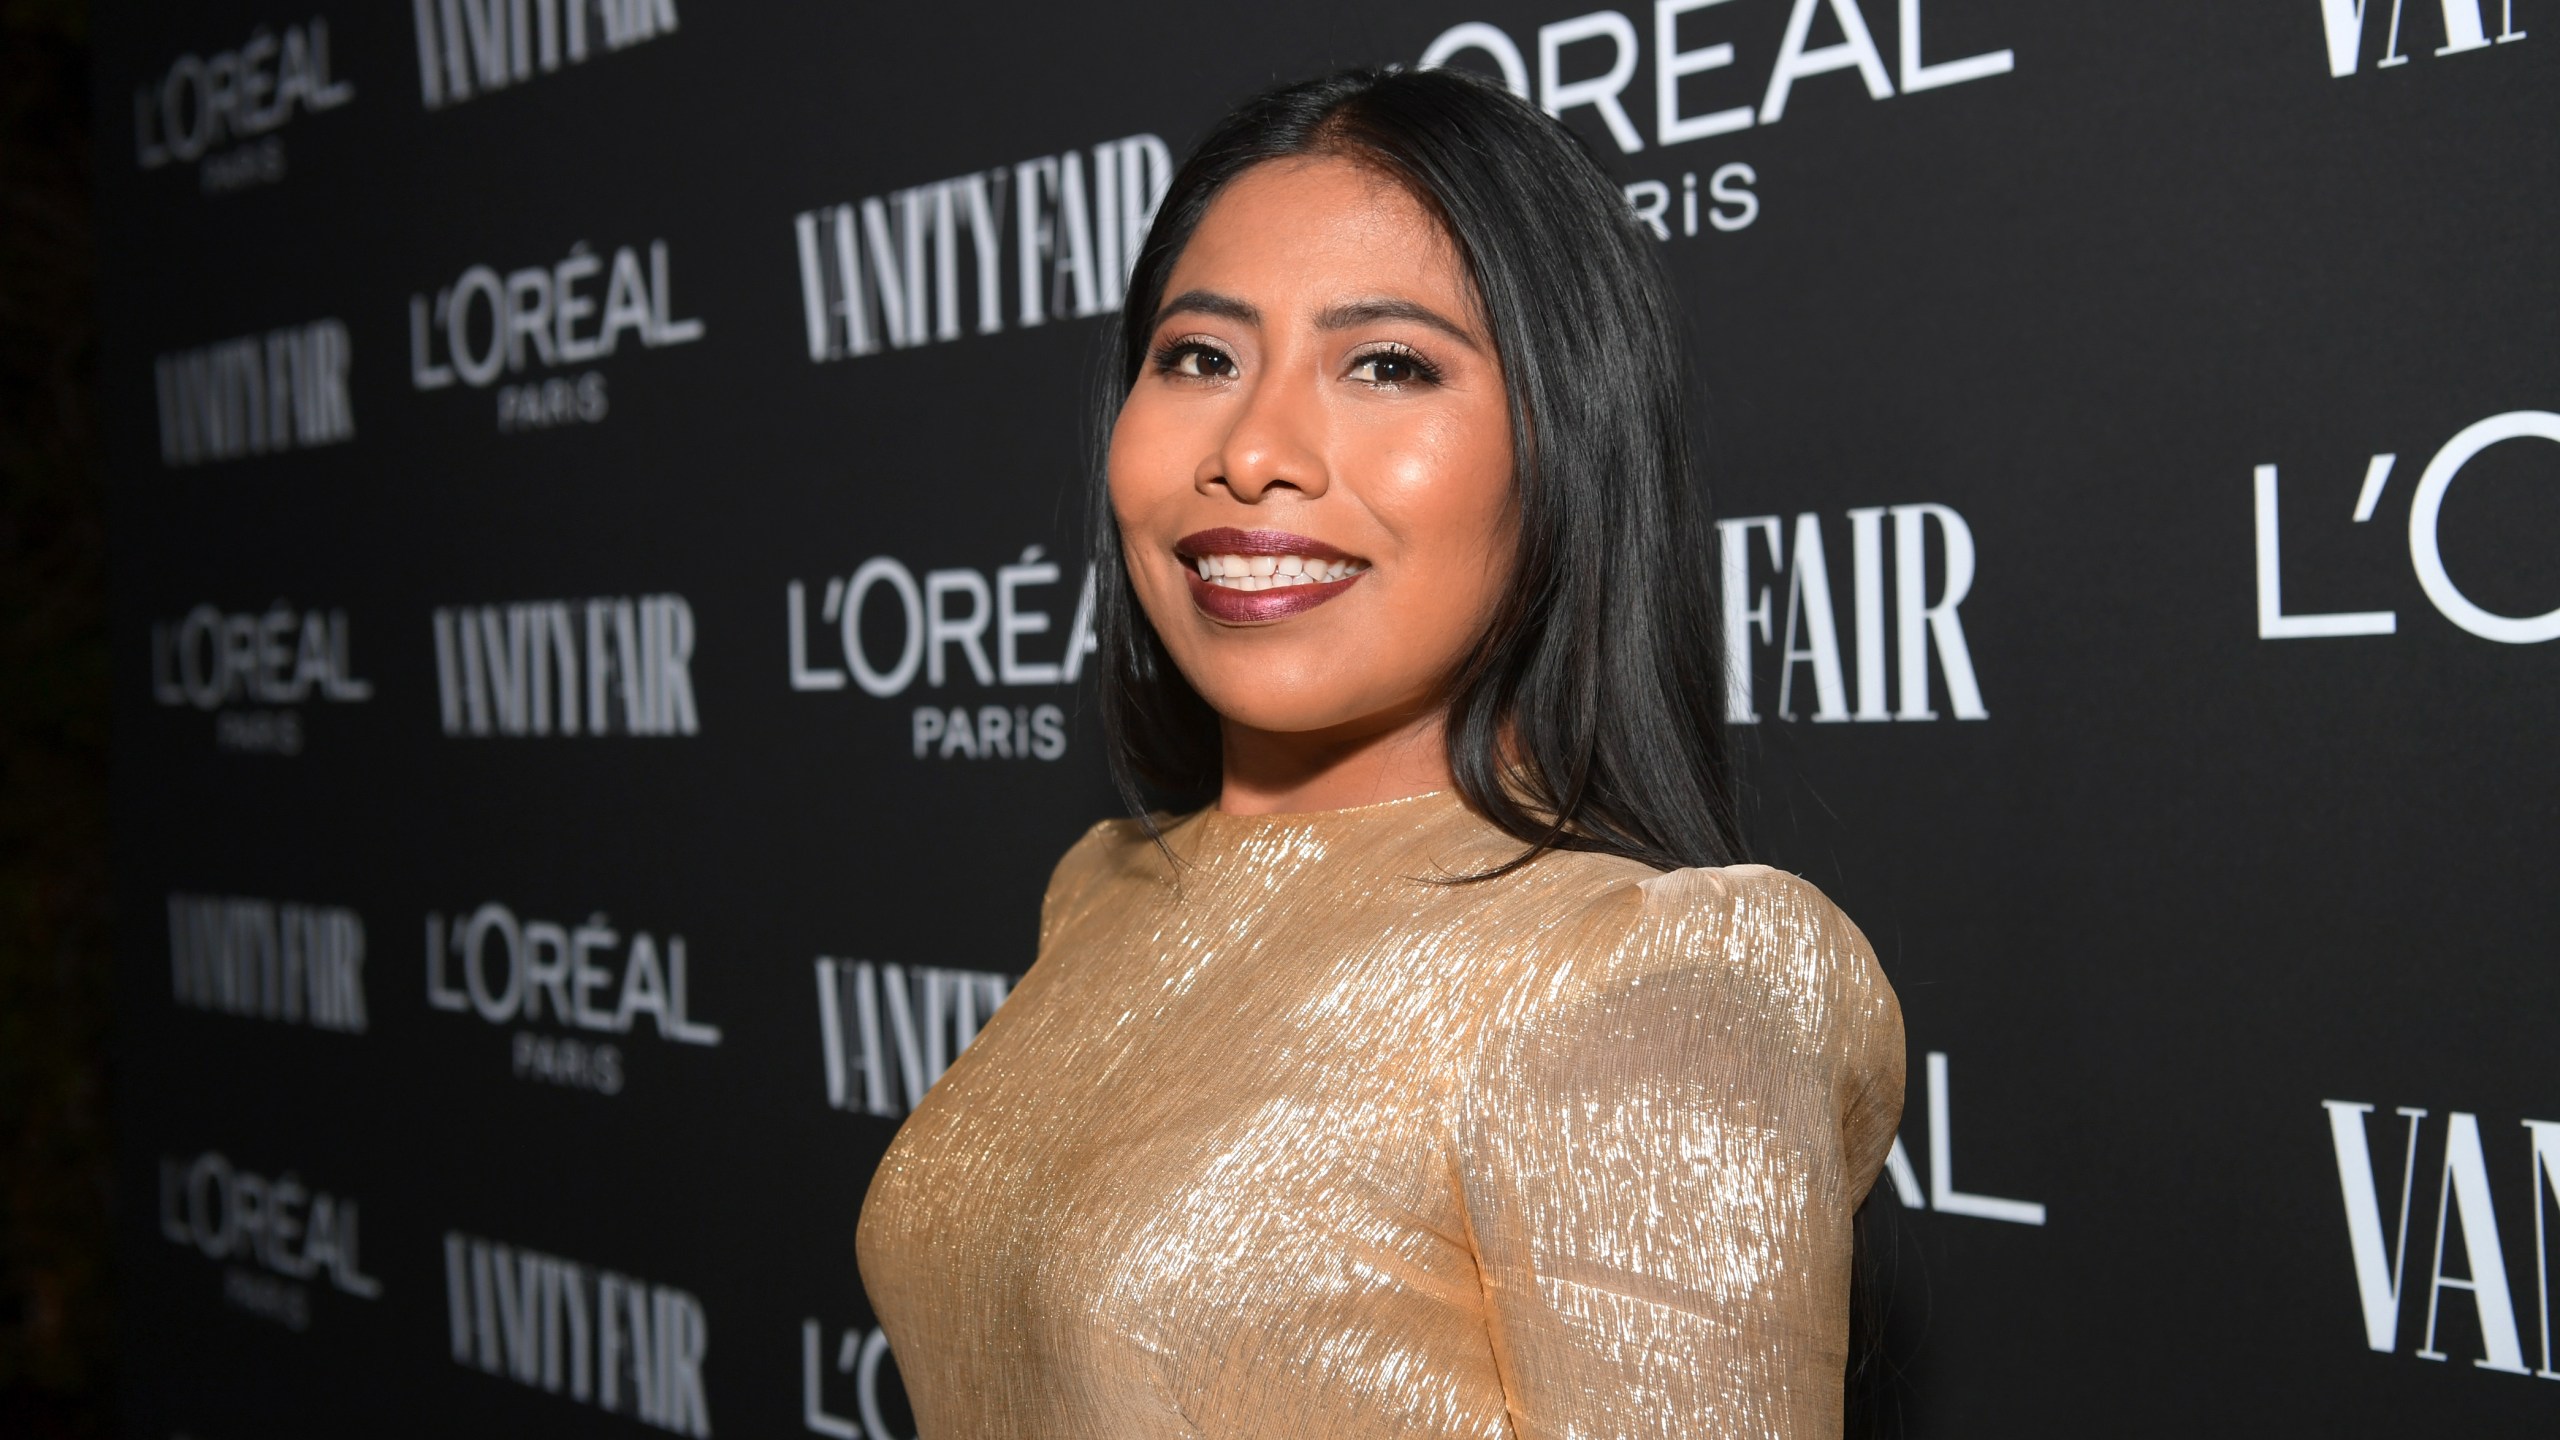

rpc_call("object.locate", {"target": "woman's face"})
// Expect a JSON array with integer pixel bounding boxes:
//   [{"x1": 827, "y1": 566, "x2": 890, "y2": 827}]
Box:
[{"x1": 1109, "y1": 155, "x2": 1517, "y2": 745}]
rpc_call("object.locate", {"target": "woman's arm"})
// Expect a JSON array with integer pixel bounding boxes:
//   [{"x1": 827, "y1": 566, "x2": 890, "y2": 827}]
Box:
[{"x1": 1454, "y1": 867, "x2": 1904, "y2": 1439}]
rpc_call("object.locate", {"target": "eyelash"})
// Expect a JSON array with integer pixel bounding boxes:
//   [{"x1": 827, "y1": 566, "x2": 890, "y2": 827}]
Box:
[
  {"x1": 1146, "y1": 338, "x2": 1447, "y2": 389},
  {"x1": 1149, "y1": 337, "x2": 1234, "y2": 380},
  {"x1": 1347, "y1": 343, "x2": 1444, "y2": 389}
]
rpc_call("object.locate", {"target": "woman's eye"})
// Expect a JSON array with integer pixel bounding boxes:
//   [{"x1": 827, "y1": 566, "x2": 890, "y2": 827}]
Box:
[
  {"x1": 1158, "y1": 342, "x2": 1235, "y2": 380},
  {"x1": 1350, "y1": 349, "x2": 1436, "y2": 387}
]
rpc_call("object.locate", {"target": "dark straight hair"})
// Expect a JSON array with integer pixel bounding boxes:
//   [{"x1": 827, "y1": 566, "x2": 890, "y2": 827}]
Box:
[{"x1": 1090, "y1": 65, "x2": 1745, "y2": 876}]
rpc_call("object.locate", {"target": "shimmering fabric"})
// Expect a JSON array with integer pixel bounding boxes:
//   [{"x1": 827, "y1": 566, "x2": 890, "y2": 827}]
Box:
[{"x1": 858, "y1": 789, "x2": 1904, "y2": 1439}]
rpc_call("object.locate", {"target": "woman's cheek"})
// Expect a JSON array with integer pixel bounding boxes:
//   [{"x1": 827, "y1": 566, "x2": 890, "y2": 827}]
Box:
[{"x1": 1109, "y1": 428, "x2": 1178, "y2": 576}]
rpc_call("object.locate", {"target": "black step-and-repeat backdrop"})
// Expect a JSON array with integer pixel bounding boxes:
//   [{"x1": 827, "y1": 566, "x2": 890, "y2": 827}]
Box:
[{"x1": 97, "y1": 3, "x2": 2555, "y2": 1435}]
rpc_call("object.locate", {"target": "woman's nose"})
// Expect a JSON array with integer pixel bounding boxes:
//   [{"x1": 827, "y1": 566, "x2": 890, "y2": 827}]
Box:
[{"x1": 1198, "y1": 372, "x2": 1330, "y2": 503}]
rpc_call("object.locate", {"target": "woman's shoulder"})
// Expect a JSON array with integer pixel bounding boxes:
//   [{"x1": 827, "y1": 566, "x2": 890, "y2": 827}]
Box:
[
  {"x1": 1045, "y1": 813, "x2": 1153, "y2": 891},
  {"x1": 1626, "y1": 862, "x2": 1863, "y2": 944},
  {"x1": 1534, "y1": 858, "x2": 1898, "y2": 1039},
  {"x1": 1464, "y1": 857, "x2": 1909, "y2": 1215},
  {"x1": 1055, "y1": 811, "x2": 1154, "y2": 864},
  {"x1": 1529, "y1": 851, "x2": 1852, "y2": 927},
  {"x1": 1035, "y1": 813, "x2": 1164, "y2": 946}
]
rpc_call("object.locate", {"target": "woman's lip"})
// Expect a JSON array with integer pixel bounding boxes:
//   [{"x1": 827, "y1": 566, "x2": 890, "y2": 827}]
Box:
[
  {"x1": 1183, "y1": 566, "x2": 1366, "y2": 624},
  {"x1": 1173, "y1": 527, "x2": 1361, "y2": 564}
]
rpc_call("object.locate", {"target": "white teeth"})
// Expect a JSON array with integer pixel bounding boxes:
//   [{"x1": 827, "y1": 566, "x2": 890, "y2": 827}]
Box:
[{"x1": 1189, "y1": 553, "x2": 1369, "y2": 591}]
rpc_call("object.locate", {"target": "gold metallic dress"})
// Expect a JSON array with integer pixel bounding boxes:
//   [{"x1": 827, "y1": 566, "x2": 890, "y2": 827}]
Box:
[{"x1": 858, "y1": 789, "x2": 1904, "y2": 1439}]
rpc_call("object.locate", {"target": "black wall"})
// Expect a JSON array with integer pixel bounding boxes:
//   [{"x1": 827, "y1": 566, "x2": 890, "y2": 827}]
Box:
[{"x1": 98, "y1": 3, "x2": 2558, "y2": 1435}]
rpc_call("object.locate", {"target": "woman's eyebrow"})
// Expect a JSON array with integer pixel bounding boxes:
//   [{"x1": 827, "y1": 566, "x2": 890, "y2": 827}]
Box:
[
  {"x1": 1316, "y1": 297, "x2": 1481, "y2": 351},
  {"x1": 1151, "y1": 289, "x2": 1260, "y2": 330}
]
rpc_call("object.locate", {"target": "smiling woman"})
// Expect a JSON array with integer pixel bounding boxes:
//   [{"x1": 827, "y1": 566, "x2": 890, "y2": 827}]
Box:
[
  {"x1": 857, "y1": 67, "x2": 1905, "y2": 1439},
  {"x1": 1110, "y1": 151, "x2": 1519, "y2": 814},
  {"x1": 1094, "y1": 68, "x2": 1752, "y2": 854}
]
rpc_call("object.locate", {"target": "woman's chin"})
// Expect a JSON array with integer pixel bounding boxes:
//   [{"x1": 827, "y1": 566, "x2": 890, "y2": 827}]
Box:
[{"x1": 1191, "y1": 687, "x2": 1377, "y2": 740}]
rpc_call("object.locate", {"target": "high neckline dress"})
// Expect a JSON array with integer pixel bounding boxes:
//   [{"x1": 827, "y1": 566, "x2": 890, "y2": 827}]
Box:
[{"x1": 857, "y1": 789, "x2": 1904, "y2": 1438}]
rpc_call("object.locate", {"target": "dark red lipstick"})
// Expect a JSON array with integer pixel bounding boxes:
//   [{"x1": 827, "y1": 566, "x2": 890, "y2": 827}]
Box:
[
  {"x1": 1174, "y1": 528, "x2": 1359, "y2": 562},
  {"x1": 1174, "y1": 528, "x2": 1369, "y2": 624}
]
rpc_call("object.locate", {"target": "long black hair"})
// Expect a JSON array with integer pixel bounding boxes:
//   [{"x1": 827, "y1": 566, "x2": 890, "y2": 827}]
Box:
[{"x1": 1091, "y1": 65, "x2": 1744, "y2": 876}]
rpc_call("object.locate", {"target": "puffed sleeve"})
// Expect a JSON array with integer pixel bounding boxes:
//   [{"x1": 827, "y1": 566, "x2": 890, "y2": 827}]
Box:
[{"x1": 1452, "y1": 865, "x2": 1904, "y2": 1439}]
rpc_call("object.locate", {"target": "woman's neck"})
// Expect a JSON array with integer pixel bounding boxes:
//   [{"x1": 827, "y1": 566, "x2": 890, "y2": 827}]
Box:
[{"x1": 1216, "y1": 705, "x2": 1453, "y2": 816}]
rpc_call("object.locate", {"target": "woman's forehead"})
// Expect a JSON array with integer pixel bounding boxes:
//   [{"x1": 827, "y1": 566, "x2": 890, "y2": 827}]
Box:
[{"x1": 1168, "y1": 155, "x2": 1474, "y2": 315}]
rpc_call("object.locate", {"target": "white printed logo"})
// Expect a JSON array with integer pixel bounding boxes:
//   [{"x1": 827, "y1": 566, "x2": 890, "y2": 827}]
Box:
[
  {"x1": 408, "y1": 240, "x2": 702, "y2": 433},
  {"x1": 150, "y1": 603, "x2": 369, "y2": 754},
  {"x1": 1623, "y1": 162, "x2": 1761, "y2": 241},
  {"x1": 444, "y1": 1231, "x2": 711, "y2": 1436},
  {"x1": 427, "y1": 901, "x2": 721, "y2": 1096},
  {"x1": 433, "y1": 594, "x2": 699, "y2": 738},
  {"x1": 1876, "y1": 1051, "x2": 2047, "y2": 1226},
  {"x1": 158, "y1": 1149, "x2": 381, "y2": 1332},
  {"x1": 1423, "y1": 1, "x2": 2014, "y2": 152},
  {"x1": 166, "y1": 894, "x2": 368, "y2": 1033},
  {"x1": 413, "y1": 0, "x2": 676, "y2": 109},
  {"x1": 788, "y1": 548, "x2": 1094, "y2": 762},
  {"x1": 154, "y1": 319, "x2": 355, "y2": 467},
  {"x1": 1430, "y1": 3, "x2": 2014, "y2": 242},
  {"x1": 2318, "y1": 0, "x2": 2526, "y2": 77},
  {"x1": 793, "y1": 135, "x2": 1171, "y2": 361},
  {"x1": 2324, "y1": 1100, "x2": 2560, "y2": 1378},
  {"x1": 802, "y1": 1321, "x2": 912, "y2": 1440},
  {"x1": 1719, "y1": 501, "x2": 1985, "y2": 724},
  {"x1": 2254, "y1": 410, "x2": 2560, "y2": 644},
  {"x1": 815, "y1": 957, "x2": 1011, "y2": 1119},
  {"x1": 132, "y1": 17, "x2": 352, "y2": 193}
]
